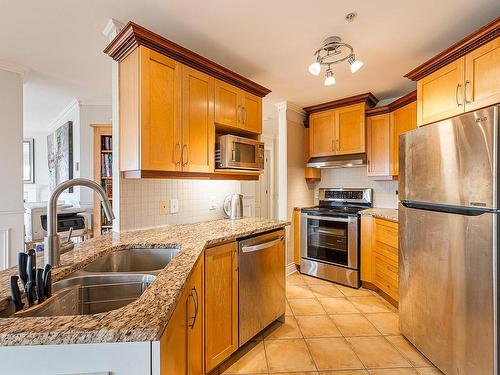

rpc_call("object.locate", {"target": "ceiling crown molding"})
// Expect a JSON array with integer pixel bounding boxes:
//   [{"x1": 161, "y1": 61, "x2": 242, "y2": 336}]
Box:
[
  {"x1": 405, "y1": 16, "x2": 500, "y2": 81},
  {"x1": 103, "y1": 18, "x2": 125, "y2": 42},
  {"x1": 0, "y1": 59, "x2": 29, "y2": 76},
  {"x1": 104, "y1": 21, "x2": 271, "y2": 97},
  {"x1": 303, "y1": 92, "x2": 379, "y2": 114},
  {"x1": 47, "y1": 98, "x2": 79, "y2": 132},
  {"x1": 365, "y1": 90, "x2": 416, "y2": 116}
]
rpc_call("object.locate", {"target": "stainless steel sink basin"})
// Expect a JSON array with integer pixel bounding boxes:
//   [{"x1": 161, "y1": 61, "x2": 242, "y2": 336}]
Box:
[
  {"x1": 18, "y1": 274, "x2": 156, "y2": 317},
  {"x1": 82, "y1": 247, "x2": 180, "y2": 274}
]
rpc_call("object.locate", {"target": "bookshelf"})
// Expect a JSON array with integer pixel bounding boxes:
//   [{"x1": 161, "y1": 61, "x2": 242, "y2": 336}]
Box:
[{"x1": 92, "y1": 124, "x2": 113, "y2": 236}]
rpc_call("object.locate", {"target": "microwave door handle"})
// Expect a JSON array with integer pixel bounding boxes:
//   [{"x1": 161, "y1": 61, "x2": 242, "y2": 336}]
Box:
[{"x1": 231, "y1": 145, "x2": 236, "y2": 161}]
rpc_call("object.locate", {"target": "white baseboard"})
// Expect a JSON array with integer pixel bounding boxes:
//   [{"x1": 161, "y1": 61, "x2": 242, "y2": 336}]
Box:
[{"x1": 286, "y1": 262, "x2": 297, "y2": 275}]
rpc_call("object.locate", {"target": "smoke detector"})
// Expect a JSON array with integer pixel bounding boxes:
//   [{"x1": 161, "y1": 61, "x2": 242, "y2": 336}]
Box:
[{"x1": 345, "y1": 12, "x2": 357, "y2": 23}]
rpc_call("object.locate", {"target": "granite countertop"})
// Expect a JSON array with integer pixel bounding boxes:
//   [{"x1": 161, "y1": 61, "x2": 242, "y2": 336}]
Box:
[
  {"x1": 360, "y1": 208, "x2": 398, "y2": 223},
  {"x1": 0, "y1": 218, "x2": 287, "y2": 346}
]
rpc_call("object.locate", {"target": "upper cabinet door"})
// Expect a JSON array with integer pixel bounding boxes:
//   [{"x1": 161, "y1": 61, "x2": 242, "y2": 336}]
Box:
[
  {"x1": 182, "y1": 66, "x2": 215, "y2": 173},
  {"x1": 140, "y1": 47, "x2": 182, "y2": 171},
  {"x1": 309, "y1": 111, "x2": 335, "y2": 157},
  {"x1": 389, "y1": 102, "x2": 416, "y2": 176},
  {"x1": 242, "y1": 91, "x2": 262, "y2": 134},
  {"x1": 464, "y1": 38, "x2": 500, "y2": 112},
  {"x1": 335, "y1": 104, "x2": 366, "y2": 154},
  {"x1": 416, "y1": 58, "x2": 465, "y2": 126},
  {"x1": 367, "y1": 114, "x2": 390, "y2": 177},
  {"x1": 215, "y1": 79, "x2": 241, "y2": 129}
]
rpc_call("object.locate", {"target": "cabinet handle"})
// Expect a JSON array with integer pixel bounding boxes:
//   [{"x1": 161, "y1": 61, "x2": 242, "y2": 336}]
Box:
[
  {"x1": 455, "y1": 83, "x2": 463, "y2": 107},
  {"x1": 464, "y1": 80, "x2": 472, "y2": 105},
  {"x1": 243, "y1": 107, "x2": 246, "y2": 124},
  {"x1": 175, "y1": 143, "x2": 181, "y2": 166},
  {"x1": 188, "y1": 286, "x2": 199, "y2": 329},
  {"x1": 237, "y1": 105, "x2": 241, "y2": 123},
  {"x1": 182, "y1": 144, "x2": 189, "y2": 166}
]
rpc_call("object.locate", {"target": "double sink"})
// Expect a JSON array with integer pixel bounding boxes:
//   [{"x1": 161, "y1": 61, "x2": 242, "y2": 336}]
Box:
[{"x1": 16, "y1": 247, "x2": 180, "y2": 318}]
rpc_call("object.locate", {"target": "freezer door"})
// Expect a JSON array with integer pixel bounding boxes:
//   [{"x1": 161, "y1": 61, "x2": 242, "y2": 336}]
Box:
[
  {"x1": 400, "y1": 105, "x2": 498, "y2": 210},
  {"x1": 399, "y1": 204, "x2": 495, "y2": 375}
]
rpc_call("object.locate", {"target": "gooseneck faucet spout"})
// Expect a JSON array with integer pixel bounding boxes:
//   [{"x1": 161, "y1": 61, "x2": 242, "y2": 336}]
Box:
[{"x1": 44, "y1": 178, "x2": 115, "y2": 267}]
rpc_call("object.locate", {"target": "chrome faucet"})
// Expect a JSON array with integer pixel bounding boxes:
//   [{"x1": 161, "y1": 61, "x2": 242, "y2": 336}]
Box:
[{"x1": 44, "y1": 178, "x2": 115, "y2": 267}]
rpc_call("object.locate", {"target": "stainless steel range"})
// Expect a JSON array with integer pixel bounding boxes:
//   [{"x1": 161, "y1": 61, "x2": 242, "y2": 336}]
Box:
[{"x1": 300, "y1": 188, "x2": 372, "y2": 288}]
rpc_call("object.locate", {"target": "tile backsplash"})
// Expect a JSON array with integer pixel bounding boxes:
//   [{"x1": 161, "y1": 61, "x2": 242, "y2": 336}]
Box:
[
  {"x1": 120, "y1": 179, "x2": 241, "y2": 231},
  {"x1": 314, "y1": 167, "x2": 399, "y2": 208}
]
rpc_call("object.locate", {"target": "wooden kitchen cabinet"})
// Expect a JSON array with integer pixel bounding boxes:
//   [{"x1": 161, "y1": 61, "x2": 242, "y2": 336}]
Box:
[
  {"x1": 160, "y1": 256, "x2": 204, "y2": 374},
  {"x1": 405, "y1": 19, "x2": 500, "y2": 126},
  {"x1": 182, "y1": 66, "x2": 215, "y2": 173},
  {"x1": 307, "y1": 98, "x2": 372, "y2": 158},
  {"x1": 464, "y1": 37, "x2": 500, "y2": 112},
  {"x1": 335, "y1": 104, "x2": 365, "y2": 155},
  {"x1": 416, "y1": 58, "x2": 465, "y2": 126},
  {"x1": 390, "y1": 101, "x2": 416, "y2": 176},
  {"x1": 303, "y1": 128, "x2": 321, "y2": 181},
  {"x1": 204, "y1": 241, "x2": 239, "y2": 372},
  {"x1": 214, "y1": 79, "x2": 262, "y2": 134},
  {"x1": 361, "y1": 217, "x2": 399, "y2": 303},
  {"x1": 309, "y1": 110, "x2": 335, "y2": 157},
  {"x1": 366, "y1": 114, "x2": 390, "y2": 178}
]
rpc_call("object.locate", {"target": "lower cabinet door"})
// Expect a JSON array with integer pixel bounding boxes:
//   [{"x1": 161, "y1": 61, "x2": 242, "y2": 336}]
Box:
[
  {"x1": 205, "y1": 242, "x2": 239, "y2": 372},
  {"x1": 188, "y1": 257, "x2": 204, "y2": 375},
  {"x1": 160, "y1": 286, "x2": 188, "y2": 374}
]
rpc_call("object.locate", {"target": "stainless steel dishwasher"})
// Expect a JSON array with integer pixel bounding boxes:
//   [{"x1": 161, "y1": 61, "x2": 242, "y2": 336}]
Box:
[{"x1": 238, "y1": 229, "x2": 286, "y2": 346}]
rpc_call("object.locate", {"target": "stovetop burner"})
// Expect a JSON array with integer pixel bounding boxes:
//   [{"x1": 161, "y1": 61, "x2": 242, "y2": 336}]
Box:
[
  {"x1": 301, "y1": 188, "x2": 373, "y2": 217},
  {"x1": 301, "y1": 205, "x2": 367, "y2": 217}
]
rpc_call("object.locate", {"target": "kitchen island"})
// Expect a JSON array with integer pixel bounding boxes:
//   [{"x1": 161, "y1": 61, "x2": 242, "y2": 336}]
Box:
[{"x1": 0, "y1": 217, "x2": 287, "y2": 374}]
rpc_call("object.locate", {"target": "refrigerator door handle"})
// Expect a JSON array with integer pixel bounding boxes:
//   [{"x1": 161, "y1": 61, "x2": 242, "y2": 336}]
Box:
[{"x1": 400, "y1": 200, "x2": 493, "y2": 216}]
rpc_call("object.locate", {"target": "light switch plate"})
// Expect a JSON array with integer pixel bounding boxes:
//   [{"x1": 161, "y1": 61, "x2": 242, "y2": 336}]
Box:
[
  {"x1": 159, "y1": 200, "x2": 168, "y2": 215},
  {"x1": 169, "y1": 199, "x2": 179, "y2": 214},
  {"x1": 209, "y1": 196, "x2": 216, "y2": 210}
]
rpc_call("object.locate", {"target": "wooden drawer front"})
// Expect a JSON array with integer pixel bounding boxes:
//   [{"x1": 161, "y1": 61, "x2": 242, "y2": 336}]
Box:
[
  {"x1": 374, "y1": 240, "x2": 398, "y2": 264},
  {"x1": 373, "y1": 253, "x2": 399, "y2": 300},
  {"x1": 375, "y1": 219, "x2": 398, "y2": 248}
]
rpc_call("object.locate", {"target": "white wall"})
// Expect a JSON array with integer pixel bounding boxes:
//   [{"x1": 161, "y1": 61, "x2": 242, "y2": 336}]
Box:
[
  {"x1": 315, "y1": 167, "x2": 399, "y2": 208},
  {"x1": 0, "y1": 69, "x2": 24, "y2": 269},
  {"x1": 120, "y1": 179, "x2": 241, "y2": 231}
]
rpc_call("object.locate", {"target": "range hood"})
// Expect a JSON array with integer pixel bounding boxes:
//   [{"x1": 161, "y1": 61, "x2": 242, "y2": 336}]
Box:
[{"x1": 306, "y1": 153, "x2": 367, "y2": 169}]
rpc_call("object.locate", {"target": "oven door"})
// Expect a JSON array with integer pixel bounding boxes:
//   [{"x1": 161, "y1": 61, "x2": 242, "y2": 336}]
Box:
[{"x1": 301, "y1": 214, "x2": 358, "y2": 269}]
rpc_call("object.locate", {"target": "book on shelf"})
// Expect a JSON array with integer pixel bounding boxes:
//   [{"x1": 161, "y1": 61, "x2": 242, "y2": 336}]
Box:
[
  {"x1": 101, "y1": 135, "x2": 113, "y2": 151},
  {"x1": 101, "y1": 153, "x2": 113, "y2": 177},
  {"x1": 101, "y1": 179, "x2": 113, "y2": 199}
]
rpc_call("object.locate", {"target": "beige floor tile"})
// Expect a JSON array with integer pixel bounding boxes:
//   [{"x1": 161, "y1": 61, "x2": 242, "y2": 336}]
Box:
[
  {"x1": 264, "y1": 315, "x2": 303, "y2": 340},
  {"x1": 347, "y1": 336, "x2": 411, "y2": 369},
  {"x1": 347, "y1": 296, "x2": 395, "y2": 313},
  {"x1": 415, "y1": 367, "x2": 444, "y2": 375},
  {"x1": 264, "y1": 338, "x2": 316, "y2": 372},
  {"x1": 287, "y1": 284, "x2": 316, "y2": 299},
  {"x1": 386, "y1": 336, "x2": 432, "y2": 367},
  {"x1": 289, "y1": 298, "x2": 327, "y2": 315},
  {"x1": 301, "y1": 274, "x2": 332, "y2": 285},
  {"x1": 318, "y1": 371, "x2": 368, "y2": 375},
  {"x1": 307, "y1": 337, "x2": 364, "y2": 371},
  {"x1": 364, "y1": 313, "x2": 400, "y2": 335},
  {"x1": 318, "y1": 298, "x2": 359, "y2": 314},
  {"x1": 288, "y1": 272, "x2": 307, "y2": 285},
  {"x1": 286, "y1": 300, "x2": 293, "y2": 316},
  {"x1": 368, "y1": 369, "x2": 418, "y2": 375},
  {"x1": 296, "y1": 315, "x2": 342, "y2": 338},
  {"x1": 336, "y1": 284, "x2": 373, "y2": 297},
  {"x1": 222, "y1": 341, "x2": 268, "y2": 374},
  {"x1": 309, "y1": 284, "x2": 344, "y2": 298},
  {"x1": 330, "y1": 314, "x2": 380, "y2": 337},
  {"x1": 272, "y1": 372, "x2": 319, "y2": 375}
]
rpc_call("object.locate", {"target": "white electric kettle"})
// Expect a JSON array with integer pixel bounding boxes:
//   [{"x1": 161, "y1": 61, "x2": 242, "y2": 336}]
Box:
[{"x1": 223, "y1": 194, "x2": 243, "y2": 220}]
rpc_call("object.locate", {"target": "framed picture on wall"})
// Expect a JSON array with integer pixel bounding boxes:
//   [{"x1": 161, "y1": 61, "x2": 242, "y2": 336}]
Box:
[
  {"x1": 23, "y1": 138, "x2": 35, "y2": 184},
  {"x1": 47, "y1": 121, "x2": 73, "y2": 192}
]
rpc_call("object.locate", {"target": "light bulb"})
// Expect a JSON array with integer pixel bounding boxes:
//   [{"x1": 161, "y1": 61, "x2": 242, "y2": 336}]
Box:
[
  {"x1": 324, "y1": 69, "x2": 336, "y2": 86},
  {"x1": 349, "y1": 55, "x2": 363, "y2": 73},
  {"x1": 308, "y1": 61, "x2": 321, "y2": 76}
]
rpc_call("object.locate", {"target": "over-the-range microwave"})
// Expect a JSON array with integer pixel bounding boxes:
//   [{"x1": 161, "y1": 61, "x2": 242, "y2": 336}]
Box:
[{"x1": 215, "y1": 134, "x2": 264, "y2": 170}]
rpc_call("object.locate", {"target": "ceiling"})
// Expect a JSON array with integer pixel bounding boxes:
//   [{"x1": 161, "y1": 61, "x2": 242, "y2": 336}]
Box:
[{"x1": 1, "y1": 0, "x2": 498, "y2": 130}]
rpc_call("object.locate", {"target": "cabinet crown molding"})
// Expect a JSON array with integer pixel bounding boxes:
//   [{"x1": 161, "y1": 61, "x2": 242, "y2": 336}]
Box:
[
  {"x1": 365, "y1": 90, "x2": 416, "y2": 116},
  {"x1": 303, "y1": 92, "x2": 379, "y2": 115},
  {"x1": 104, "y1": 21, "x2": 271, "y2": 97},
  {"x1": 405, "y1": 17, "x2": 500, "y2": 81}
]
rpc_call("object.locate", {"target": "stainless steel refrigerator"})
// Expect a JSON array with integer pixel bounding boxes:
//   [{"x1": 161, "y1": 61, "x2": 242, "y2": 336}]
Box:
[{"x1": 399, "y1": 105, "x2": 499, "y2": 375}]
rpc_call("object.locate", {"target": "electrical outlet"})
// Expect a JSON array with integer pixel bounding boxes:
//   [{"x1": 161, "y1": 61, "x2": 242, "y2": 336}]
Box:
[
  {"x1": 159, "y1": 200, "x2": 168, "y2": 215},
  {"x1": 169, "y1": 199, "x2": 179, "y2": 214},
  {"x1": 209, "y1": 196, "x2": 217, "y2": 210}
]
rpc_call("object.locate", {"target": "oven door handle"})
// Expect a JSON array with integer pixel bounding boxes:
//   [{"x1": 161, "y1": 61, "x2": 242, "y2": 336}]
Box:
[
  {"x1": 241, "y1": 237, "x2": 283, "y2": 253},
  {"x1": 302, "y1": 214, "x2": 353, "y2": 223}
]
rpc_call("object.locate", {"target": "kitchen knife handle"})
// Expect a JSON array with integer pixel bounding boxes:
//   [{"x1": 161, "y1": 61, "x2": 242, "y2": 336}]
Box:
[
  {"x1": 9, "y1": 276, "x2": 24, "y2": 312},
  {"x1": 36, "y1": 269, "x2": 45, "y2": 303},
  {"x1": 27, "y1": 249, "x2": 36, "y2": 283},
  {"x1": 43, "y1": 267, "x2": 52, "y2": 298},
  {"x1": 25, "y1": 281, "x2": 35, "y2": 307},
  {"x1": 18, "y1": 252, "x2": 28, "y2": 288}
]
